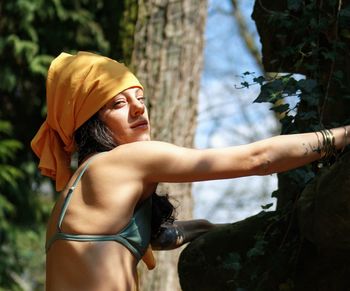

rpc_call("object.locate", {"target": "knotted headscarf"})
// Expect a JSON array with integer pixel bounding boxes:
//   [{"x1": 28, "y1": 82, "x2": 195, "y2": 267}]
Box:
[{"x1": 31, "y1": 51, "x2": 143, "y2": 192}]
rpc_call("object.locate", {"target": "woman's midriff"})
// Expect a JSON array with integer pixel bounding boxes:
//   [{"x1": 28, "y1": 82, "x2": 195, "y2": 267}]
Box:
[{"x1": 46, "y1": 240, "x2": 139, "y2": 291}]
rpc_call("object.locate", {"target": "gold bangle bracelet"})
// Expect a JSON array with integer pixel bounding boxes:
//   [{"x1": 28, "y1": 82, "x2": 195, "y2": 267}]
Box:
[{"x1": 319, "y1": 129, "x2": 336, "y2": 160}]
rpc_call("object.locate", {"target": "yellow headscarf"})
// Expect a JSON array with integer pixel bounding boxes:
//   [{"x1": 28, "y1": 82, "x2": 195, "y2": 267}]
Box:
[{"x1": 31, "y1": 51, "x2": 143, "y2": 192}]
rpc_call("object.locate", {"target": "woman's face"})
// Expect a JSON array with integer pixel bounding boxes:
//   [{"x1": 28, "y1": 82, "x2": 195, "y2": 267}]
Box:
[{"x1": 98, "y1": 87, "x2": 151, "y2": 145}]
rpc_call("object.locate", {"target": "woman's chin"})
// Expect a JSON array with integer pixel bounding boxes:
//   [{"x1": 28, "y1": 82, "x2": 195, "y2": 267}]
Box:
[{"x1": 121, "y1": 134, "x2": 151, "y2": 144}]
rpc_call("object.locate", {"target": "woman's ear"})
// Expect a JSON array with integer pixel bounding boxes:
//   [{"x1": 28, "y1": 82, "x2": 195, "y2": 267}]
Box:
[{"x1": 142, "y1": 245, "x2": 156, "y2": 270}]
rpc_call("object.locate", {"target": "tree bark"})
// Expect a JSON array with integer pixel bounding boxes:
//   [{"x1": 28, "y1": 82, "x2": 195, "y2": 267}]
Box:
[{"x1": 131, "y1": 1, "x2": 207, "y2": 290}]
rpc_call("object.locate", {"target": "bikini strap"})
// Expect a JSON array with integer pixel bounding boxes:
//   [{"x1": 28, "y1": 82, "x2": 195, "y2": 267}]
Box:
[{"x1": 57, "y1": 154, "x2": 102, "y2": 232}]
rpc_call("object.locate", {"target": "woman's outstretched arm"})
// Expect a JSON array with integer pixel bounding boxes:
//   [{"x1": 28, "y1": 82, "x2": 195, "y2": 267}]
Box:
[{"x1": 108, "y1": 125, "x2": 350, "y2": 184}]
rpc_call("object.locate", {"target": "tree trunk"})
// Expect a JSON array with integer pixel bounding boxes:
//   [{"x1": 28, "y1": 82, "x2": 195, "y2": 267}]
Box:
[{"x1": 131, "y1": 1, "x2": 207, "y2": 290}]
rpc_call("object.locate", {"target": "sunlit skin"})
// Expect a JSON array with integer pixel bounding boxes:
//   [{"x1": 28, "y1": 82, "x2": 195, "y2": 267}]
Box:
[
  {"x1": 45, "y1": 87, "x2": 350, "y2": 290},
  {"x1": 98, "y1": 87, "x2": 151, "y2": 145}
]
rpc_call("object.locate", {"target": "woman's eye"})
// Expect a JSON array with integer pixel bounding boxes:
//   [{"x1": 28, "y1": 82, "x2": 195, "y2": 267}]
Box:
[
  {"x1": 138, "y1": 97, "x2": 146, "y2": 103},
  {"x1": 113, "y1": 100, "x2": 126, "y2": 107}
]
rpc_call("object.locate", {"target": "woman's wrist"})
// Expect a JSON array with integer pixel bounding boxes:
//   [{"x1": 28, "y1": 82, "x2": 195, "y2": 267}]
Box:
[{"x1": 315, "y1": 125, "x2": 350, "y2": 168}]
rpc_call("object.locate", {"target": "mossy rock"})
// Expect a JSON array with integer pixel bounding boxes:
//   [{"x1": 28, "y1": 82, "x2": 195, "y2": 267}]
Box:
[{"x1": 297, "y1": 151, "x2": 350, "y2": 250}]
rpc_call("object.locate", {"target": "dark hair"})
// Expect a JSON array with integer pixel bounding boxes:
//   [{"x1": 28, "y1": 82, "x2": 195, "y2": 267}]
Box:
[
  {"x1": 150, "y1": 193, "x2": 176, "y2": 239},
  {"x1": 74, "y1": 113, "x2": 116, "y2": 165},
  {"x1": 74, "y1": 112, "x2": 176, "y2": 238}
]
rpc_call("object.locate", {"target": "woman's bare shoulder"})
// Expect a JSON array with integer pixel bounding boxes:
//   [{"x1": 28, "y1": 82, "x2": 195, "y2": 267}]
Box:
[
  {"x1": 79, "y1": 146, "x2": 157, "y2": 206},
  {"x1": 102, "y1": 141, "x2": 190, "y2": 166}
]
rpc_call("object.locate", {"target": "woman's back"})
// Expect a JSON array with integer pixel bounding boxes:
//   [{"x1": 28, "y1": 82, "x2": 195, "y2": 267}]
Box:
[{"x1": 45, "y1": 152, "x2": 156, "y2": 291}]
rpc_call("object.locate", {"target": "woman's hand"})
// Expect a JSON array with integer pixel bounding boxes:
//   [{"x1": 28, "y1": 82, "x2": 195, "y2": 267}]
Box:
[{"x1": 151, "y1": 219, "x2": 229, "y2": 250}]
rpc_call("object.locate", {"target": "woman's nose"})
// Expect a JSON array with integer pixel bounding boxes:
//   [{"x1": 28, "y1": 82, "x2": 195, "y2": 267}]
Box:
[{"x1": 130, "y1": 98, "x2": 145, "y2": 116}]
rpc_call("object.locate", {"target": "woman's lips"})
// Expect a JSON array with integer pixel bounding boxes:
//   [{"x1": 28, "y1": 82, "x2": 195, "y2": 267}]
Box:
[{"x1": 131, "y1": 120, "x2": 149, "y2": 129}]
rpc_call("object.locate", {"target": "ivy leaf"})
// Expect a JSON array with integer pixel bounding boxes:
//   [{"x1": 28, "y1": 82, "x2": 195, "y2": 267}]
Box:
[
  {"x1": 253, "y1": 76, "x2": 265, "y2": 85},
  {"x1": 241, "y1": 81, "x2": 250, "y2": 88},
  {"x1": 222, "y1": 252, "x2": 241, "y2": 272},
  {"x1": 340, "y1": 29, "x2": 350, "y2": 39},
  {"x1": 271, "y1": 189, "x2": 279, "y2": 198},
  {"x1": 321, "y1": 51, "x2": 337, "y2": 61},
  {"x1": 270, "y1": 103, "x2": 290, "y2": 113},
  {"x1": 253, "y1": 91, "x2": 270, "y2": 103},
  {"x1": 283, "y1": 76, "x2": 298, "y2": 95},
  {"x1": 280, "y1": 115, "x2": 295, "y2": 128},
  {"x1": 254, "y1": 90, "x2": 282, "y2": 103},
  {"x1": 301, "y1": 93, "x2": 319, "y2": 106},
  {"x1": 298, "y1": 111, "x2": 318, "y2": 120},
  {"x1": 288, "y1": 0, "x2": 303, "y2": 11},
  {"x1": 269, "y1": 79, "x2": 284, "y2": 91},
  {"x1": 247, "y1": 238, "x2": 268, "y2": 258},
  {"x1": 339, "y1": 5, "x2": 350, "y2": 27},
  {"x1": 293, "y1": 168, "x2": 315, "y2": 185},
  {"x1": 254, "y1": 79, "x2": 284, "y2": 103},
  {"x1": 297, "y1": 79, "x2": 317, "y2": 93},
  {"x1": 333, "y1": 70, "x2": 344, "y2": 81},
  {"x1": 261, "y1": 203, "x2": 273, "y2": 210}
]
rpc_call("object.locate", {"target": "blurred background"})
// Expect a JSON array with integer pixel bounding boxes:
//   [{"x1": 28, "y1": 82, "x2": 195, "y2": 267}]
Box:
[{"x1": 193, "y1": 0, "x2": 277, "y2": 223}]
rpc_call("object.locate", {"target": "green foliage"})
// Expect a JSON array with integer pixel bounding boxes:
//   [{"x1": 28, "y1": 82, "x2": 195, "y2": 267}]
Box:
[
  {"x1": 232, "y1": 0, "x2": 350, "y2": 289},
  {"x1": 0, "y1": 0, "x2": 139, "y2": 289},
  {"x1": 222, "y1": 252, "x2": 242, "y2": 272},
  {"x1": 0, "y1": 121, "x2": 24, "y2": 289},
  {"x1": 0, "y1": 121, "x2": 23, "y2": 209},
  {"x1": 0, "y1": 120, "x2": 51, "y2": 290},
  {"x1": 246, "y1": 235, "x2": 268, "y2": 258}
]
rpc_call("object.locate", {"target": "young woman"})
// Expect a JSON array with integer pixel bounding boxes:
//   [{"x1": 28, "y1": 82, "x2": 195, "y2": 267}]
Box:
[{"x1": 31, "y1": 51, "x2": 350, "y2": 291}]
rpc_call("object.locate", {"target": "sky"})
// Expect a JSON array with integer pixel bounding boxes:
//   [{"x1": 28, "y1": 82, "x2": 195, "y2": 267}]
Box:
[{"x1": 193, "y1": 0, "x2": 278, "y2": 223}]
